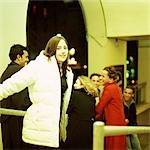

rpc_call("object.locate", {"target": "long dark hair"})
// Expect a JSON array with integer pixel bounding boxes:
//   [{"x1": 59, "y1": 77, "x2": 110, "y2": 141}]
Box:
[{"x1": 44, "y1": 34, "x2": 69, "y2": 75}]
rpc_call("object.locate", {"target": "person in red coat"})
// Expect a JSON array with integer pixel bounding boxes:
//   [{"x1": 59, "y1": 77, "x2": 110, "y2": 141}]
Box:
[{"x1": 96, "y1": 67, "x2": 126, "y2": 150}]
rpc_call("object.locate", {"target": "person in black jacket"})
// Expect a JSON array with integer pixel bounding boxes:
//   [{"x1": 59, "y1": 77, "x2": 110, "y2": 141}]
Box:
[
  {"x1": 123, "y1": 86, "x2": 142, "y2": 150},
  {"x1": 65, "y1": 75, "x2": 98, "y2": 150},
  {"x1": 0, "y1": 44, "x2": 32, "y2": 150}
]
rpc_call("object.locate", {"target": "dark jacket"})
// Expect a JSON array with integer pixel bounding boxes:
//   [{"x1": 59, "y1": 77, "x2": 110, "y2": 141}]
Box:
[
  {"x1": 0, "y1": 62, "x2": 31, "y2": 149},
  {"x1": 66, "y1": 88, "x2": 96, "y2": 149},
  {"x1": 0, "y1": 62, "x2": 31, "y2": 122},
  {"x1": 124, "y1": 99, "x2": 137, "y2": 126}
]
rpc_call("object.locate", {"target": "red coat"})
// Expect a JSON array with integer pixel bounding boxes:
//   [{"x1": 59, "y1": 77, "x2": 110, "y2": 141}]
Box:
[{"x1": 96, "y1": 82, "x2": 126, "y2": 150}]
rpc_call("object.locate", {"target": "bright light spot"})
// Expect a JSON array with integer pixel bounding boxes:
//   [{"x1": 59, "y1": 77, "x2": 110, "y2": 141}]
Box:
[
  {"x1": 131, "y1": 80, "x2": 135, "y2": 84},
  {"x1": 126, "y1": 60, "x2": 129, "y2": 65},
  {"x1": 126, "y1": 71, "x2": 129, "y2": 78}
]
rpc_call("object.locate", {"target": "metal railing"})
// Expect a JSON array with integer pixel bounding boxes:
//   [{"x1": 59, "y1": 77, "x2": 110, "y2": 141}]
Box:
[
  {"x1": 0, "y1": 108, "x2": 26, "y2": 150},
  {"x1": 0, "y1": 108, "x2": 150, "y2": 150},
  {"x1": 0, "y1": 108, "x2": 26, "y2": 116},
  {"x1": 93, "y1": 121, "x2": 150, "y2": 150}
]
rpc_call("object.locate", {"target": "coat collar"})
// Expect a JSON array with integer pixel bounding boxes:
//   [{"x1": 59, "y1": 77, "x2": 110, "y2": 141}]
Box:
[
  {"x1": 104, "y1": 81, "x2": 117, "y2": 87},
  {"x1": 124, "y1": 98, "x2": 135, "y2": 108}
]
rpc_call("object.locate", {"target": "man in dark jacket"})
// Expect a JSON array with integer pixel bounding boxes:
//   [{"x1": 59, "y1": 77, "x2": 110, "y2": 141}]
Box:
[
  {"x1": 0, "y1": 44, "x2": 32, "y2": 150},
  {"x1": 123, "y1": 86, "x2": 142, "y2": 150}
]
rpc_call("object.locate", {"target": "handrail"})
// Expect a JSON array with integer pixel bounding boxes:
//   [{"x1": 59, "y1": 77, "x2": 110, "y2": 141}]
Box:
[
  {"x1": 104, "y1": 125, "x2": 150, "y2": 136},
  {"x1": 0, "y1": 108, "x2": 26, "y2": 116},
  {"x1": 0, "y1": 108, "x2": 26, "y2": 150},
  {"x1": 93, "y1": 121, "x2": 150, "y2": 150},
  {"x1": 0, "y1": 108, "x2": 150, "y2": 150}
]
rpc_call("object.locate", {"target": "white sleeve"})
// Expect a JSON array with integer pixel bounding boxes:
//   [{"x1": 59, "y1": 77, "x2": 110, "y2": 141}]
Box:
[{"x1": 0, "y1": 62, "x2": 36, "y2": 100}]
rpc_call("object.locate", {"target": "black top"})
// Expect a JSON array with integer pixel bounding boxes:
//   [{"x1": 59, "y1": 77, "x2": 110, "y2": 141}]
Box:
[
  {"x1": 66, "y1": 88, "x2": 96, "y2": 149},
  {"x1": 67, "y1": 88, "x2": 96, "y2": 120},
  {"x1": 60, "y1": 74, "x2": 68, "y2": 116},
  {"x1": 61, "y1": 74, "x2": 68, "y2": 96},
  {"x1": 124, "y1": 100, "x2": 137, "y2": 126}
]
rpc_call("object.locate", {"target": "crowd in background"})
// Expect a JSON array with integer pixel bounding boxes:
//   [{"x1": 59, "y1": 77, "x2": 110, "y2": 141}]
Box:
[{"x1": 0, "y1": 34, "x2": 141, "y2": 150}]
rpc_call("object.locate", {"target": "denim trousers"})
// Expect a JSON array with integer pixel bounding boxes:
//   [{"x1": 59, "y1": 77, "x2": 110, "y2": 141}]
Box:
[{"x1": 126, "y1": 134, "x2": 142, "y2": 150}]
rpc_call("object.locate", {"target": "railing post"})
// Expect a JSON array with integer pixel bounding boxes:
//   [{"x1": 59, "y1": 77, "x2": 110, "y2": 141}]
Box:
[
  {"x1": 0, "y1": 124, "x2": 3, "y2": 150},
  {"x1": 93, "y1": 121, "x2": 105, "y2": 150}
]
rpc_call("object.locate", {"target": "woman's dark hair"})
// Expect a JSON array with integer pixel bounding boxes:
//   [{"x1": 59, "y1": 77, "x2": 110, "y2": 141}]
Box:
[
  {"x1": 44, "y1": 34, "x2": 69, "y2": 75},
  {"x1": 116, "y1": 71, "x2": 122, "y2": 83},
  {"x1": 9, "y1": 44, "x2": 27, "y2": 61},
  {"x1": 103, "y1": 67, "x2": 117, "y2": 80}
]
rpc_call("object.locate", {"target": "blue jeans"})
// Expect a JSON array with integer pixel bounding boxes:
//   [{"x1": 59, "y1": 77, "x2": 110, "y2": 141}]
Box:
[{"x1": 126, "y1": 134, "x2": 142, "y2": 150}]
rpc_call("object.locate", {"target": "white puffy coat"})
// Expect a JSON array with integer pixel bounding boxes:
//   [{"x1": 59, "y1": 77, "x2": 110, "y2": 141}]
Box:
[{"x1": 0, "y1": 51, "x2": 73, "y2": 147}]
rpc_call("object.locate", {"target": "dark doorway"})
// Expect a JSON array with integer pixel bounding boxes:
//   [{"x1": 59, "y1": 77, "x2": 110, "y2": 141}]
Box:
[
  {"x1": 26, "y1": 0, "x2": 88, "y2": 77},
  {"x1": 127, "y1": 41, "x2": 139, "y2": 104},
  {"x1": 126, "y1": 41, "x2": 138, "y2": 85}
]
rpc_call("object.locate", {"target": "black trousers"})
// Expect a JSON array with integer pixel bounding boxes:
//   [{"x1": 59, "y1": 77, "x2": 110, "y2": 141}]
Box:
[
  {"x1": 1, "y1": 116, "x2": 28, "y2": 150},
  {"x1": 23, "y1": 142, "x2": 66, "y2": 150}
]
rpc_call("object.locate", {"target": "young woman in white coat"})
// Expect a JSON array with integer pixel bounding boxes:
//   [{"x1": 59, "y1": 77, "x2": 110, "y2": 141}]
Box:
[{"x1": 0, "y1": 34, "x2": 74, "y2": 149}]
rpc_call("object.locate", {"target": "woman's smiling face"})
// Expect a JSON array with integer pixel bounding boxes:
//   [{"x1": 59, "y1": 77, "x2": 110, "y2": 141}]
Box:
[
  {"x1": 100, "y1": 70, "x2": 110, "y2": 84},
  {"x1": 55, "y1": 39, "x2": 68, "y2": 64}
]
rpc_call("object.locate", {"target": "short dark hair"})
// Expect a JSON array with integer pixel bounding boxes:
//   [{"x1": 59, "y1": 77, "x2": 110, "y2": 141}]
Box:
[
  {"x1": 9, "y1": 44, "x2": 27, "y2": 61},
  {"x1": 90, "y1": 73, "x2": 101, "y2": 79},
  {"x1": 126, "y1": 85, "x2": 135, "y2": 94}
]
